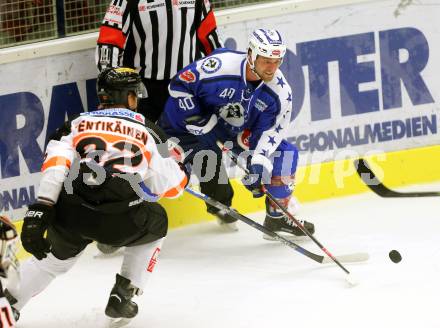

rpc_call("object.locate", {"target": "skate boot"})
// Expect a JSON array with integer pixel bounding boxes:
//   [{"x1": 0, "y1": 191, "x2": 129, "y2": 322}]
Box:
[
  {"x1": 4, "y1": 289, "x2": 20, "y2": 322},
  {"x1": 208, "y1": 207, "x2": 238, "y2": 232},
  {"x1": 201, "y1": 179, "x2": 237, "y2": 231},
  {"x1": 263, "y1": 197, "x2": 315, "y2": 241},
  {"x1": 263, "y1": 215, "x2": 315, "y2": 240},
  {"x1": 105, "y1": 274, "x2": 141, "y2": 327}
]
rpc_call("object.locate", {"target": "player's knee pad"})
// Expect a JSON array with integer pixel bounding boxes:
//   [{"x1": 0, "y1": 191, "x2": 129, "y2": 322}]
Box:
[{"x1": 36, "y1": 252, "x2": 80, "y2": 276}]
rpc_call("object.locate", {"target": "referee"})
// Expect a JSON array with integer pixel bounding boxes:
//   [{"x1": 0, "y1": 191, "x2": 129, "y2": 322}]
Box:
[{"x1": 96, "y1": 0, "x2": 223, "y2": 123}]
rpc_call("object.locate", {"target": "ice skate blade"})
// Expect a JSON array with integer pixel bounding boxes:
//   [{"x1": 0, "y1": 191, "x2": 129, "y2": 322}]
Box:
[
  {"x1": 263, "y1": 233, "x2": 308, "y2": 242},
  {"x1": 107, "y1": 317, "x2": 132, "y2": 328}
]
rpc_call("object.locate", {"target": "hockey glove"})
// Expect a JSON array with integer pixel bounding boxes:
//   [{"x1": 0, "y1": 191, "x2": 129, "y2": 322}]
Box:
[
  {"x1": 242, "y1": 163, "x2": 266, "y2": 198},
  {"x1": 184, "y1": 114, "x2": 218, "y2": 147},
  {"x1": 21, "y1": 202, "x2": 54, "y2": 260}
]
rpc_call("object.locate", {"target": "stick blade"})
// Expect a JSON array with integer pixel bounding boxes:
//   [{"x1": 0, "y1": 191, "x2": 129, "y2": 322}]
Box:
[
  {"x1": 354, "y1": 159, "x2": 390, "y2": 197},
  {"x1": 321, "y1": 252, "x2": 370, "y2": 264},
  {"x1": 355, "y1": 158, "x2": 440, "y2": 197}
]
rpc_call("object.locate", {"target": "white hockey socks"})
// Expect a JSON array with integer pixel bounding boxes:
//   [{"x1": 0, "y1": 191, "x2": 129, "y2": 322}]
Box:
[
  {"x1": 120, "y1": 238, "x2": 164, "y2": 291},
  {"x1": 9, "y1": 253, "x2": 80, "y2": 310}
]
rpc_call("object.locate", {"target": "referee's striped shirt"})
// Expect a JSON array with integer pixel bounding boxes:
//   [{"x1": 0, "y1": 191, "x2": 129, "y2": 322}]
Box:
[{"x1": 96, "y1": 0, "x2": 223, "y2": 80}]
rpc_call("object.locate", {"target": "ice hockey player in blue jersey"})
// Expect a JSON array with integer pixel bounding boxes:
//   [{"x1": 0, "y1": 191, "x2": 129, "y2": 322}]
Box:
[{"x1": 159, "y1": 28, "x2": 315, "y2": 239}]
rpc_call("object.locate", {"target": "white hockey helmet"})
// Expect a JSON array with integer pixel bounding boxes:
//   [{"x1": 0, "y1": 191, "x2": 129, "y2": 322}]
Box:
[{"x1": 248, "y1": 29, "x2": 287, "y2": 66}]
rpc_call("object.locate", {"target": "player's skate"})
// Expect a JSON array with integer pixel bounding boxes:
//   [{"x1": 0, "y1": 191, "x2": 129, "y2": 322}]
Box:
[
  {"x1": 210, "y1": 208, "x2": 238, "y2": 232},
  {"x1": 263, "y1": 215, "x2": 315, "y2": 241},
  {"x1": 105, "y1": 274, "x2": 140, "y2": 328},
  {"x1": 263, "y1": 196, "x2": 315, "y2": 241}
]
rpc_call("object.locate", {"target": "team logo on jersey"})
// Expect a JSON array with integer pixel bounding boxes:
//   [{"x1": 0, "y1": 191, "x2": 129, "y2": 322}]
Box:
[
  {"x1": 134, "y1": 113, "x2": 145, "y2": 124},
  {"x1": 219, "y1": 102, "x2": 245, "y2": 127},
  {"x1": 179, "y1": 69, "x2": 196, "y2": 83},
  {"x1": 139, "y1": 3, "x2": 166, "y2": 11},
  {"x1": 254, "y1": 99, "x2": 268, "y2": 112},
  {"x1": 84, "y1": 109, "x2": 145, "y2": 123},
  {"x1": 201, "y1": 57, "x2": 222, "y2": 74}
]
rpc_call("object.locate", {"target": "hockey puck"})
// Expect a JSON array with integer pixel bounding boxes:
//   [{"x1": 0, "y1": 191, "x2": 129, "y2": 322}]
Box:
[{"x1": 389, "y1": 250, "x2": 402, "y2": 263}]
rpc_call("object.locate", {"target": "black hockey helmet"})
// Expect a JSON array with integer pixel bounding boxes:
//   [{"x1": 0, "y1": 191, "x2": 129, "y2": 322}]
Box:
[{"x1": 97, "y1": 67, "x2": 147, "y2": 107}]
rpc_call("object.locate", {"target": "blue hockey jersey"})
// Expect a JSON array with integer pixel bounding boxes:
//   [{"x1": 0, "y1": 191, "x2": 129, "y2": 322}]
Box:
[{"x1": 162, "y1": 49, "x2": 293, "y2": 161}]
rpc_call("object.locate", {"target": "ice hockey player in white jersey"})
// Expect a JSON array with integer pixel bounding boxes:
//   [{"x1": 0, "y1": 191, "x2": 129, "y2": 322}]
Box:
[
  {"x1": 6, "y1": 67, "x2": 188, "y2": 327},
  {"x1": 0, "y1": 215, "x2": 19, "y2": 327},
  {"x1": 159, "y1": 28, "x2": 315, "y2": 238}
]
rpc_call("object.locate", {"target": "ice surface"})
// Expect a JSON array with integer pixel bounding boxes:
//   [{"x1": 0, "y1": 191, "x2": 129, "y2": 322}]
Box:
[{"x1": 17, "y1": 183, "x2": 440, "y2": 328}]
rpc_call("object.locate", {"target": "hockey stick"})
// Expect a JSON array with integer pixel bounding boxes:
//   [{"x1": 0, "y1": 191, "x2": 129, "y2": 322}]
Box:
[
  {"x1": 354, "y1": 158, "x2": 440, "y2": 198},
  {"x1": 216, "y1": 142, "x2": 363, "y2": 284},
  {"x1": 185, "y1": 187, "x2": 369, "y2": 266}
]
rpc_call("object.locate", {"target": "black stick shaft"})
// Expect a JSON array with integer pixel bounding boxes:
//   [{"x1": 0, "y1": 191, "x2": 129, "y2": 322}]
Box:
[
  {"x1": 185, "y1": 187, "x2": 328, "y2": 263},
  {"x1": 218, "y1": 142, "x2": 351, "y2": 275}
]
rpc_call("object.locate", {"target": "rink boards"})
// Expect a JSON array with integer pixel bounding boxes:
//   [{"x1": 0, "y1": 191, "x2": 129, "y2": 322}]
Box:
[
  {"x1": 14, "y1": 143, "x2": 440, "y2": 260},
  {"x1": 1, "y1": 0, "x2": 440, "y2": 247}
]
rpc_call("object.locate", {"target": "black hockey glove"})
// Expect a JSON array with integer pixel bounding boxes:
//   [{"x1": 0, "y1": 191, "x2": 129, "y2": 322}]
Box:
[
  {"x1": 21, "y1": 202, "x2": 55, "y2": 260},
  {"x1": 242, "y1": 163, "x2": 265, "y2": 198}
]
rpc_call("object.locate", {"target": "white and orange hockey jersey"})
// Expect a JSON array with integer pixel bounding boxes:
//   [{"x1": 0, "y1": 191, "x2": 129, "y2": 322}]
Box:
[{"x1": 38, "y1": 108, "x2": 187, "y2": 204}]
